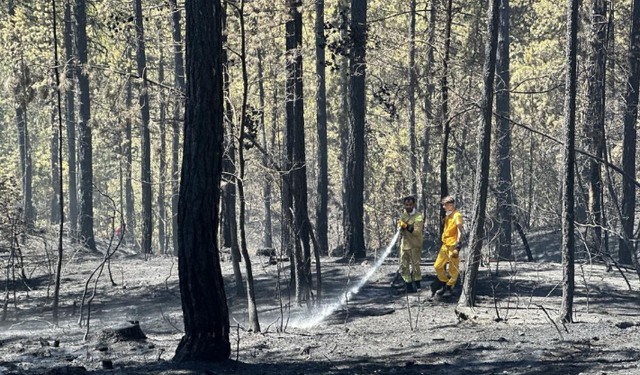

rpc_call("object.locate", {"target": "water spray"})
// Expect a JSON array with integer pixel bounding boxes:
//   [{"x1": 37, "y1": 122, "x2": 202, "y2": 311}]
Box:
[{"x1": 290, "y1": 228, "x2": 402, "y2": 329}]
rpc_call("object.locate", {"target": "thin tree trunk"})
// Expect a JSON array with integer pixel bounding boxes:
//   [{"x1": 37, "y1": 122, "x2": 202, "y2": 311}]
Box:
[
  {"x1": 158, "y1": 30, "x2": 167, "y2": 255},
  {"x1": 221, "y1": 3, "x2": 235, "y2": 250},
  {"x1": 125, "y1": 65, "x2": 136, "y2": 246},
  {"x1": 526, "y1": 131, "x2": 534, "y2": 228},
  {"x1": 74, "y1": 0, "x2": 96, "y2": 251},
  {"x1": 134, "y1": 0, "x2": 153, "y2": 255},
  {"x1": 50, "y1": 105, "x2": 61, "y2": 225},
  {"x1": 276, "y1": 74, "x2": 296, "y2": 285},
  {"x1": 169, "y1": 0, "x2": 185, "y2": 256},
  {"x1": 221, "y1": 3, "x2": 245, "y2": 298},
  {"x1": 458, "y1": 0, "x2": 501, "y2": 308},
  {"x1": 16, "y1": 91, "x2": 33, "y2": 231},
  {"x1": 421, "y1": 0, "x2": 437, "y2": 221},
  {"x1": 315, "y1": 0, "x2": 329, "y2": 256},
  {"x1": 439, "y1": 0, "x2": 453, "y2": 206},
  {"x1": 495, "y1": 0, "x2": 513, "y2": 260},
  {"x1": 51, "y1": 0, "x2": 65, "y2": 326},
  {"x1": 408, "y1": 0, "x2": 417, "y2": 197},
  {"x1": 620, "y1": 0, "x2": 640, "y2": 265},
  {"x1": 286, "y1": 0, "x2": 310, "y2": 302},
  {"x1": 63, "y1": 0, "x2": 78, "y2": 239},
  {"x1": 338, "y1": 0, "x2": 349, "y2": 225},
  {"x1": 584, "y1": 0, "x2": 607, "y2": 258},
  {"x1": 236, "y1": 0, "x2": 260, "y2": 331},
  {"x1": 344, "y1": 0, "x2": 367, "y2": 259},
  {"x1": 293, "y1": 0, "x2": 315, "y2": 301},
  {"x1": 438, "y1": 0, "x2": 454, "y2": 237},
  {"x1": 174, "y1": 0, "x2": 230, "y2": 361},
  {"x1": 257, "y1": 48, "x2": 273, "y2": 249},
  {"x1": 560, "y1": 0, "x2": 579, "y2": 324}
]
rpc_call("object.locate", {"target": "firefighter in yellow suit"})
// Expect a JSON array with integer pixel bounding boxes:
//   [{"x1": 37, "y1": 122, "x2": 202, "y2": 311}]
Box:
[
  {"x1": 431, "y1": 195, "x2": 465, "y2": 298},
  {"x1": 398, "y1": 196, "x2": 423, "y2": 293}
]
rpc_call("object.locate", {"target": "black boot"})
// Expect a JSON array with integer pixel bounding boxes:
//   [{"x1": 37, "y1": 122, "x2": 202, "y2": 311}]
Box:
[
  {"x1": 405, "y1": 282, "x2": 416, "y2": 293},
  {"x1": 442, "y1": 285, "x2": 453, "y2": 297},
  {"x1": 430, "y1": 280, "x2": 443, "y2": 297}
]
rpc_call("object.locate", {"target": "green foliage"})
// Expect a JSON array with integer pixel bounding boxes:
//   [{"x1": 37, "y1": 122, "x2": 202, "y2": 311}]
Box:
[{"x1": 0, "y1": 0, "x2": 634, "y2": 253}]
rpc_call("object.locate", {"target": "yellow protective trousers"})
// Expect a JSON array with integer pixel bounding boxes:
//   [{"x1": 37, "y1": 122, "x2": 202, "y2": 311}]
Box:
[
  {"x1": 400, "y1": 247, "x2": 422, "y2": 283},
  {"x1": 434, "y1": 244, "x2": 460, "y2": 287}
]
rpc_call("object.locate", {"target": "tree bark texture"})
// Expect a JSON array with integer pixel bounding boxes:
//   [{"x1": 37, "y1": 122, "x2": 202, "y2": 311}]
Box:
[
  {"x1": 257, "y1": 48, "x2": 273, "y2": 249},
  {"x1": 421, "y1": 0, "x2": 437, "y2": 221},
  {"x1": 620, "y1": 0, "x2": 640, "y2": 265},
  {"x1": 51, "y1": 0, "x2": 66, "y2": 326},
  {"x1": 583, "y1": 0, "x2": 607, "y2": 258},
  {"x1": 63, "y1": 0, "x2": 78, "y2": 238},
  {"x1": 125, "y1": 71, "x2": 136, "y2": 246},
  {"x1": 236, "y1": 0, "x2": 260, "y2": 331},
  {"x1": 560, "y1": 0, "x2": 579, "y2": 324},
  {"x1": 15, "y1": 104, "x2": 33, "y2": 229},
  {"x1": 74, "y1": 0, "x2": 96, "y2": 251},
  {"x1": 458, "y1": 0, "x2": 501, "y2": 308},
  {"x1": 134, "y1": 0, "x2": 153, "y2": 255},
  {"x1": 495, "y1": 0, "x2": 513, "y2": 260},
  {"x1": 286, "y1": 0, "x2": 313, "y2": 301},
  {"x1": 336, "y1": 0, "x2": 349, "y2": 227},
  {"x1": 221, "y1": 4, "x2": 245, "y2": 298},
  {"x1": 344, "y1": 0, "x2": 367, "y2": 259},
  {"x1": 408, "y1": 0, "x2": 417, "y2": 197},
  {"x1": 158, "y1": 35, "x2": 167, "y2": 255},
  {"x1": 169, "y1": 0, "x2": 185, "y2": 256},
  {"x1": 315, "y1": 0, "x2": 329, "y2": 256},
  {"x1": 439, "y1": 0, "x2": 453, "y2": 204},
  {"x1": 174, "y1": 0, "x2": 230, "y2": 362},
  {"x1": 50, "y1": 107, "x2": 61, "y2": 224}
]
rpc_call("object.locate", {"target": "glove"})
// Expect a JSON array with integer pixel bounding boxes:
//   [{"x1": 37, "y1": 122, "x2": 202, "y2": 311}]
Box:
[
  {"x1": 398, "y1": 220, "x2": 408, "y2": 230},
  {"x1": 451, "y1": 249, "x2": 459, "y2": 258},
  {"x1": 406, "y1": 224, "x2": 414, "y2": 233}
]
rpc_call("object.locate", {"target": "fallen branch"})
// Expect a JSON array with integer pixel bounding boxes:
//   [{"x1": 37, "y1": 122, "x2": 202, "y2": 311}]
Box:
[{"x1": 536, "y1": 304, "x2": 563, "y2": 340}]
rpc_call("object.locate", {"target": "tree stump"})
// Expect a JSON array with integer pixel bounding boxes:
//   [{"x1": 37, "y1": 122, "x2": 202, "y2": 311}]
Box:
[{"x1": 101, "y1": 321, "x2": 147, "y2": 341}]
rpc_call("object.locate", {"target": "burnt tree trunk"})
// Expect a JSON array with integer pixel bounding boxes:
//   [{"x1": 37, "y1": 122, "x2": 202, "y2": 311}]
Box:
[
  {"x1": 125, "y1": 64, "x2": 136, "y2": 247},
  {"x1": 74, "y1": 0, "x2": 96, "y2": 251},
  {"x1": 134, "y1": 0, "x2": 153, "y2": 255},
  {"x1": 458, "y1": 0, "x2": 501, "y2": 308},
  {"x1": 257, "y1": 48, "x2": 273, "y2": 249},
  {"x1": 221, "y1": 4, "x2": 245, "y2": 298},
  {"x1": 408, "y1": 0, "x2": 417, "y2": 197},
  {"x1": 338, "y1": 0, "x2": 349, "y2": 227},
  {"x1": 158, "y1": 29, "x2": 167, "y2": 255},
  {"x1": 344, "y1": 0, "x2": 367, "y2": 259},
  {"x1": 584, "y1": 0, "x2": 607, "y2": 258},
  {"x1": 169, "y1": 0, "x2": 185, "y2": 256},
  {"x1": 51, "y1": 0, "x2": 65, "y2": 325},
  {"x1": 315, "y1": 0, "x2": 329, "y2": 256},
  {"x1": 560, "y1": 0, "x2": 579, "y2": 324},
  {"x1": 620, "y1": 0, "x2": 640, "y2": 265},
  {"x1": 236, "y1": 0, "x2": 260, "y2": 331},
  {"x1": 286, "y1": 0, "x2": 312, "y2": 302},
  {"x1": 439, "y1": 0, "x2": 453, "y2": 233},
  {"x1": 421, "y1": 0, "x2": 437, "y2": 221},
  {"x1": 50, "y1": 106, "x2": 61, "y2": 224},
  {"x1": 173, "y1": 0, "x2": 230, "y2": 362},
  {"x1": 63, "y1": 0, "x2": 78, "y2": 238},
  {"x1": 495, "y1": 0, "x2": 513, "y2": 260},
  {"x1": 15, "y1": 103, "x2": 33, "y2": 229}
]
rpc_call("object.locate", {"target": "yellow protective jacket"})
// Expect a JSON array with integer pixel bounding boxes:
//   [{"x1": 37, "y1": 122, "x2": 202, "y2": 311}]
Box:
[
  {"x1": 442, "y1": 210, "x2": 463, "y2": 246},
  {"x1": 400, "y1": 209, "x2": 423, "y2": 250}
]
